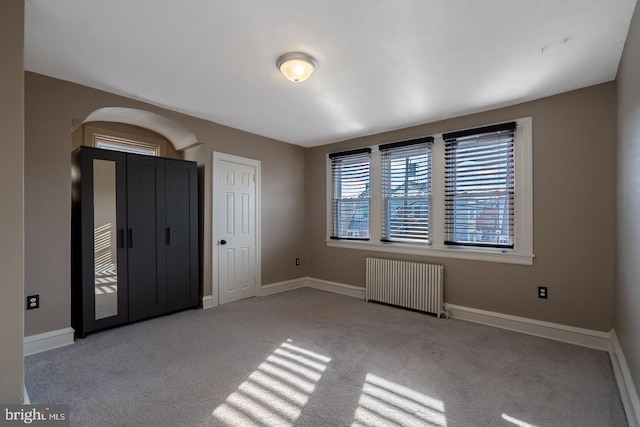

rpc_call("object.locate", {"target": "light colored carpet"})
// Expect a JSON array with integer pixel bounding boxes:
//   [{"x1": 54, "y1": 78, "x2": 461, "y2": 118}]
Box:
[{"x1": 25, "y1": 288, "x2": 627, "y2": 426}]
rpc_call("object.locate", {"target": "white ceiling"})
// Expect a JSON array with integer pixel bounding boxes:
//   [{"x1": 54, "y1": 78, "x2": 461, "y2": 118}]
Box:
[{"x1": 24, "y1": 0, "x2": 638, "y2": 147}]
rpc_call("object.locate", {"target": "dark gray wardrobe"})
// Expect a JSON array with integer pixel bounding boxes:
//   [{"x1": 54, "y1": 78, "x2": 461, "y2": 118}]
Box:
[{"x1": 72, "y1": 146, "x2": 199, "y2": 337}]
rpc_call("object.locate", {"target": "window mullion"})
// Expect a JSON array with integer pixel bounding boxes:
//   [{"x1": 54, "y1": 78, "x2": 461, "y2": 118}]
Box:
[
  {"x1": 431, "y1": 137, "x2": 446, "y2": 247},
  {"x1": 369, "y1": 149, "x2": 383, "y2": 243}
]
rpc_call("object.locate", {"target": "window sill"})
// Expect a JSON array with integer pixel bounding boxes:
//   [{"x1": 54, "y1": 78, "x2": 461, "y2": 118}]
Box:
[{"x1": 326, "y1": 239, "x2": 534, "y2": 266}]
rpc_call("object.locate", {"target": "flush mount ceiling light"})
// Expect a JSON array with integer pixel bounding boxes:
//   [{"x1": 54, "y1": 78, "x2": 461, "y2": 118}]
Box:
[{"x1": 276, "y1": 52, "x2": 317, "y2": 83}]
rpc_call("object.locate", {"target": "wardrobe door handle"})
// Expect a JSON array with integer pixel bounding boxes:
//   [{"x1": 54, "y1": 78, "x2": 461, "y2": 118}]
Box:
[
  {"x1": 118, "y1": 229, "x2": 125, "y2": 248},
  {"x1": 128, "y1": 229, "x2": 134, "y2": 248},
  {"x1": 166, "y1": 227, "x2": 171, "y2": 245}
]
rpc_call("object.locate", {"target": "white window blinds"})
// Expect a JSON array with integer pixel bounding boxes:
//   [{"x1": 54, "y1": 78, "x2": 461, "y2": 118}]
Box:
[
  {"x1": 329, "y1": 148, "x2": 371, "y2": 240},
  {"x1": 380, "y1": 137, "x2": 433, "y2": 243},
  {"x1": 443, "y1": 122, "x2": 516, "y2": 249}
]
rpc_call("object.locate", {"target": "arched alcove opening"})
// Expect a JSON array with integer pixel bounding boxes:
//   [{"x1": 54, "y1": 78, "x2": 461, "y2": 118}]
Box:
[{"x1": 79, "y1": 107, "x2": 199, "y2": 152}]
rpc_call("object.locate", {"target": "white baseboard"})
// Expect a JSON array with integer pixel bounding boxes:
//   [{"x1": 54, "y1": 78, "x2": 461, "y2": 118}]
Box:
[
  {"x1": 305, "y1": 278, "x2": 366, "y2": 299},
  {"x1": 444, "y1": 303, "x2": 610, "y2": 351},
  {"x1": 610, "y1": 329, "x2": 640, "y2": 427},
  {"x1": 256, "y1": 277, "x2": 365, "y2": 299},
  {"x1": 201, "y1": 295, "x2": 214, "y2": 310},
  {"x1": 24, "y1": 327, "x2": 75, "y2": 356},
  {"x1": 261, "y1": 280, "x2": 607, "y2": 352},
  {"x1": 258, "y1": 278, "x2": 306, "y2": 296}
]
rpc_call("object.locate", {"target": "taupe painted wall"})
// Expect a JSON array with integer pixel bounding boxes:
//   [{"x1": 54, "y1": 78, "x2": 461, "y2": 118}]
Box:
[
  {"x1": 24, "y1": 53, "x2": 618, "y2": 339},
  {"x1": 24, "y1": 72, "x2": 306, "y2": 336},
  {"x1": 307, "y1": 83, "x2": 617, "y2": 332},
  {"x1": 616, "y1": 0, "x2": 640, "y2": 402},
  {"x1": 0, "y1": 0, "x2": 25, "y2": 403}
]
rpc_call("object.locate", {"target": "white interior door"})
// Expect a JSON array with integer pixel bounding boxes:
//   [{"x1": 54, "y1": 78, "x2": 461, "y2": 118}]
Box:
[{"x1": 216, "y1": 156, "x2": 258, "y2": 304}]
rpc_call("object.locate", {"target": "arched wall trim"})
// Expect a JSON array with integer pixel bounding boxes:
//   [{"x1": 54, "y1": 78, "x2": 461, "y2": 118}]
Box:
[{"x1": 82, "y1": 107, "x2": 200, "y2": 151}]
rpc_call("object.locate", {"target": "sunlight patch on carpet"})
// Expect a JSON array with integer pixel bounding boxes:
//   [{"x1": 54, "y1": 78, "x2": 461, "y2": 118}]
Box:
[
  {"x1": 502, "y1": 413, "x2": 537, "y2": 427},
  {"x1": 351, "y1": 373, "x2": 447, "y2": 427},
  {"x1": 212, "y1": 339, "x2": 331, "y2": 426}
]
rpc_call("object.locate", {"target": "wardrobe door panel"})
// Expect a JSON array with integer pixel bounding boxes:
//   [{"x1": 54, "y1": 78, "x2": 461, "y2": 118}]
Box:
[
  {"x1": 165, "y1": 159, "x2": 199, "y2": 312},
  {"x1": 126, "y1": 155, "x2": 167, "y2": 322},
  {"x1": 72, "y1": 147, "x2": 129, "y2": 337}
]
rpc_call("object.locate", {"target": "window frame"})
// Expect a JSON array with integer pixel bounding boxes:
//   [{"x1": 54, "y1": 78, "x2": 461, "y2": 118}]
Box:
[
  {"x1": 93, "y1": 134, "x2": 160, "y2": 156},
  {"x1": 328, "y1": 148, "x2": 372, "y2": 241},
  {"x1": 380, "y1": 137, "x2": 434, "y2": 244},
  {"x1": 326, "y1": 117, "x2": 533, "y2": 265},
  {"x1": 443, "y1": 122, "x2": 516, "y2": 249}
]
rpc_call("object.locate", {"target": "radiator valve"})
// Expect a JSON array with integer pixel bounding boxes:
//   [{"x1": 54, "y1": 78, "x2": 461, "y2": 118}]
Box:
[{"x1": 441, "y1": 306, "x2": 450, "y2": 319}]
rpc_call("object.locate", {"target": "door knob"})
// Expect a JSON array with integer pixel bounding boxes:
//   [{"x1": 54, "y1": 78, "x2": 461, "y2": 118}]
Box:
[{"x1": 220, "y1": 240, "x2": 227, "y2": 245}]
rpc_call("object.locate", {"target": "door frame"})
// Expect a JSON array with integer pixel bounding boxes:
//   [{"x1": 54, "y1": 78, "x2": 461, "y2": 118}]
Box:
[{"x1": 211, "y1": 151, "x2": 262, "y2": 306}]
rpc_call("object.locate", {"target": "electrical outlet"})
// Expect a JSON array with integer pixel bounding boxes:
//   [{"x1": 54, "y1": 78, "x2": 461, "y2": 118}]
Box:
[
  {"x1": 27, "y1": 295, "x2": 39, "y2": 310},
  {"x1": 538, "y1": 286, "x2": 548, "y2": 299},
  {"x1": 295, "y1": 258, "x2": 301, "y2": 266}
]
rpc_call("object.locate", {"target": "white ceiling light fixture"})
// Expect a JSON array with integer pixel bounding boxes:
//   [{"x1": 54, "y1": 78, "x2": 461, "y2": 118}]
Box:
[{"x1": 277, "y1": 52, "x2": 317, "y2": 83}]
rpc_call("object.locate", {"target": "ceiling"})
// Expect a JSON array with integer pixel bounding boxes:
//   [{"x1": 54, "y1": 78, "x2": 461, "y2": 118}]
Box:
[{"x1": 24, "y1": 0, "x2": 638, "y2": 147}]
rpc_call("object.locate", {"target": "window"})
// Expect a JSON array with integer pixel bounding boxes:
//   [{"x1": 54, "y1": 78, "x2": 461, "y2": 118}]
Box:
[
  {"x1": 326, "y1": 117, "x2": 533, "y2": 265},
  {"x1": 380, "y1": 137, "x2": 433, "y2": 243},
  {"x1": 94, "y1": 134, "x2": 160, "y2": 156},
  {"x1": 329, "y1": 148, "x2": 371, "y2": 240},
  {"x1": 443, "y1": 122, "x2": 515, "y2": 249}
]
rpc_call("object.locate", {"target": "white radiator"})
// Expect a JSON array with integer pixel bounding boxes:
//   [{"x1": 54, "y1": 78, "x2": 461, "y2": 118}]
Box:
[{"x1": 366, "y1": 258, "x2": 444, "y2": 317}]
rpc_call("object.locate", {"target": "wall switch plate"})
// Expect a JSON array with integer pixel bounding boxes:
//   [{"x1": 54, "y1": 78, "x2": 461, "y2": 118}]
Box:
[
  {"x1": 295, "y1": 258, "x2": 301, "y2": 266},
  {"x1": 538, "y1": 286, "x2": 548, "y2": 299},
  {"x1": 27, "y1": 295, "x2": 39, "y2": 310}
]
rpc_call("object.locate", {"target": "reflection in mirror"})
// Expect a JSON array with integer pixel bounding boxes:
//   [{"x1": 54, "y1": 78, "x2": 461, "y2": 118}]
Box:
[{"x1": 93, "y1": 159, "x2": 118, "y2": 320}]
